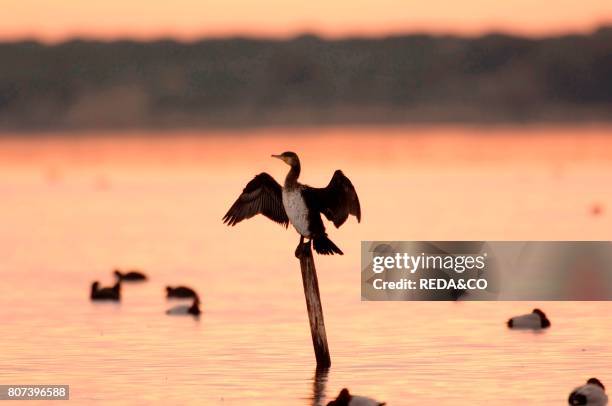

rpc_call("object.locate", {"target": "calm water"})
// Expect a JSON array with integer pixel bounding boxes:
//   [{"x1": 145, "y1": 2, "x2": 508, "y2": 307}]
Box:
[{"x1": 1, "y1": 126, "x2": 612, "y2": 405}]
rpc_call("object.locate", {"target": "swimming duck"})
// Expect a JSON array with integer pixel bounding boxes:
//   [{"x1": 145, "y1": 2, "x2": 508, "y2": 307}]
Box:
[
  {"x1": 90, "y1": 281, "x2": 120, "y2": 301},
  {"x1": 114, "y1": 269, "x2": 147, "y2": 281},
  {"x1": 327, "y1": 388, "x2": 385, "y2": 406},
  {"x1": 166, "y1": 286, "x2": 198, "y2": 299},
  {"x1": 507, "y1": 308, "x2": 551, "y2": 329},
  {"x1": 166, "y1": 297, "x2": 201, "y2": 316},
  {"x1": 569, "y1": 378, "x2": 608, "y2": 405},
  {"x1": 224, "y1": 152, "x2": 360, "y2": 256}
]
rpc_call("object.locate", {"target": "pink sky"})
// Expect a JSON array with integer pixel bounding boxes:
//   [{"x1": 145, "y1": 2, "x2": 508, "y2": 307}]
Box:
[{"x1": 4, "y1": 0, "x2": 612, "y2": 41}]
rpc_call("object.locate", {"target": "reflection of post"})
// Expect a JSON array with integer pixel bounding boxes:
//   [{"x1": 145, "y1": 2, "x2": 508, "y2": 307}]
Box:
[
  {"x1": 298, "y1": 243, "x2": 332, "y2": 368},
  {"x1": 312, "y1": 366, "x2": 330, "y2": 406}
]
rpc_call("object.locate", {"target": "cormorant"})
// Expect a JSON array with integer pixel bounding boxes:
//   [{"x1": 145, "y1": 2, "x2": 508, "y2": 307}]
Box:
[
  {"x1": 223, "y1": 152, "x2": 361, "y2": 255},
  {"x1": 90, "y1": 281, "x2": 121, "y2": 301},
  {"x1": 114, "y1": 269, "x2": 147, "y2": 281},
  {"x1": 166, "y1": 286, "x2": 198, "y2": 299}
]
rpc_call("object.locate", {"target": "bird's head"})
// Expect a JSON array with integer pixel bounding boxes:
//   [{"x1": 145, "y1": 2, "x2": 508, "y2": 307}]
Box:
[
  {"x1": 272, "y1": 151, "x2": 299, "y2": 167},
  {"x1": 587, "y1": 378, "x2": 605, "y2": 390},
  {"x1": 190, "y1": 297, "x2": 201, "y2": 315},
  {"x1": 327, "y1": 388, "x2": 351, "y2": 406}
]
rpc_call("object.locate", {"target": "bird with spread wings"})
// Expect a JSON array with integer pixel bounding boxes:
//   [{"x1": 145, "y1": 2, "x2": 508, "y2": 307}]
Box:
[{"x1": 223, "y1": 151, "x2": 360, "y2": 256}]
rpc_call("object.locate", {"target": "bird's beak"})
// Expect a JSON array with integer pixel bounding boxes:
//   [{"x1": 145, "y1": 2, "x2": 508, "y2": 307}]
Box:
[{"x1": 271, "y1": 154, "x2": 282, "y2": 159}]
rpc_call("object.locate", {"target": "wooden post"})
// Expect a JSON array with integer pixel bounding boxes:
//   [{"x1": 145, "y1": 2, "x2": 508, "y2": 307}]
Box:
[{"x1": 298, "y1": 242, "x2": 332, "y2": 368}]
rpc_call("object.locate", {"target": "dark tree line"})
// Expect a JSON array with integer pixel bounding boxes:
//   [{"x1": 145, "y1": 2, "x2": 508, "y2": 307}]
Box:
[{"x1": 0, "y1": 27, "x2": 611, "y2": 130}]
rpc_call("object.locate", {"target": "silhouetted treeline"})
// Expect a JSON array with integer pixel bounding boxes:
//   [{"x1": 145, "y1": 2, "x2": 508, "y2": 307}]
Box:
[{"x1": 1, "y1": 27, "x2": 612, "y2": 130}]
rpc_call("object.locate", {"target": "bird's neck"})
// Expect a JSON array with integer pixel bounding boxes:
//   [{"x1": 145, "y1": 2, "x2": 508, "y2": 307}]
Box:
[{"x1": 284, "y1": 162, "x2": 301, "y2": 188}]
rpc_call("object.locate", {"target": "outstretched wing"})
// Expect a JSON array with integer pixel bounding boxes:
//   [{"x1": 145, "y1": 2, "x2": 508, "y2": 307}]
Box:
[
  {"x1": 223, "y1": 173, "x2": 289, "y2": 227},
  {"x1": 304, "y1": 170, "x2": 361, "y2": 228}
]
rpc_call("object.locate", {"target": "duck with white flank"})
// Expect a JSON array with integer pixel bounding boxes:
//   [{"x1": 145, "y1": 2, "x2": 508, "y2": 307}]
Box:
[
  {"x1": 114, "y1": 269, "x2": 147, "y2": 281},
  {"x1": 507, "y1": 308, "x2": 551, "y2": 329},
  {"x1": 569, "y1": 378, "x2": 608, "y2": 405},
  {"x1": 223, "y1": 152, "x2": 361, "y2": 256},
  {"x1": 327, "y1": 388, "x2": 385, "y2": 406},
  {"x1": 90, "y1": 281, "x2": 120, "y2": 301},
  {"x1": 166, "y1": 297, "x2": 201, "y2": 316},
  {"x1": 166, "y1": 286, "x2": 198, "y2": 299}
]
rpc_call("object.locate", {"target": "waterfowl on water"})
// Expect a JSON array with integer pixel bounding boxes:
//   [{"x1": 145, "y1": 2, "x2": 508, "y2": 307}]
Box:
[
  {"x1": 569, "y1": 378, "x2": 608, "y2": 405},
  {"x1": 507, "y1": 308, "x2": 551, "y2": 329},
  {"x1": 166, "y1": 297, "x2": 201, "y2": 316},
  {"x1": 166, "y1": 286, "x2": 198, "y2": 299},
  {"x1": 327, "y1": 388, "x2": 386, "y2": 406},
  {"x1": 114, "y1": 269, "x2": 147, "y2": 281},
  {"x1": 223, "y1": 152, "x2": 361, "y2": 256},
  {"x1": 90, "y1": 281, "x2": 120, "y2": 301}
]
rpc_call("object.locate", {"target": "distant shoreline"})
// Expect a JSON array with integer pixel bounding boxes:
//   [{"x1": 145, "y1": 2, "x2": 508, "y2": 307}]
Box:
[
  {"x1": 3, "y1": 24, "x2": 612, "y2": 45},
  {"x1": 1, "y1": 26, "x2": 611, "y2": 132},
  {"x1": 1, "y1": 120, "x2": 611, "y2": 138},
  {"x1": 1, "y1": 104, "x2": 612, "y2": 134}
]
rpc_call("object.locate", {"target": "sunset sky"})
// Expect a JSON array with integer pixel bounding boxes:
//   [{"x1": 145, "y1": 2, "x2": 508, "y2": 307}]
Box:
[{"x1": 4, "y1": 0, "x2": 612, "y2": 42}]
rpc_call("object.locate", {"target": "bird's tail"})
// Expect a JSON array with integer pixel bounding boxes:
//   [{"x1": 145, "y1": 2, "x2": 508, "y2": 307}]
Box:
[{"x1": 313, "y1": 234, "x2": 344, "y2": 255}]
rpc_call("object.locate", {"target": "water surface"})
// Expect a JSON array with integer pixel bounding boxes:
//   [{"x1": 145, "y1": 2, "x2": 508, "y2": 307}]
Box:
[{"x1": 1, "y1": 126, "x2": 611, "y2": 404}]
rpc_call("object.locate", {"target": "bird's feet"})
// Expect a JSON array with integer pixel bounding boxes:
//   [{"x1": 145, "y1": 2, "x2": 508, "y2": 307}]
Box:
[{"x1": 295, "y1": 237, "x2": 310, "y2": 258}]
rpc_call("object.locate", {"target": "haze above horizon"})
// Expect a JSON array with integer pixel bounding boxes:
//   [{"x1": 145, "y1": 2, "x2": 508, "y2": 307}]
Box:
[{"x1": 4, "y1": 0, "x2": 612, "y2": 42}]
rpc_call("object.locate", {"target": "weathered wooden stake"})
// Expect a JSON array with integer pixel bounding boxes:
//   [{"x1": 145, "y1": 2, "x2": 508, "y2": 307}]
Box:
[{"x1": 297, "y1": 242, "x2": 332, "y2": 368}]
